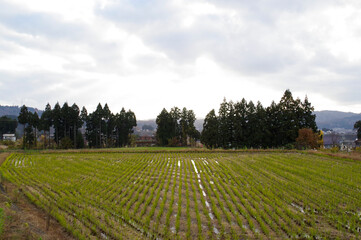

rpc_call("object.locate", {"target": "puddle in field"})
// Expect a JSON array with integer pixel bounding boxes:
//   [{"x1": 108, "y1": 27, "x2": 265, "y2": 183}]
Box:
[
  {"x1": 215, "y1": 160, "x2": 219, "y2": 165},
  {"x1": 210, "y1": 181, "x2": 214, "y2": 184},
  {"x1": 291, "y1": 203, "x2": 305, "y2": 214},
  {"x1": 191, "y1": 159, "x2": 219, "y2": 234},
  {"x1": 101, "y1": 232, "x2": 108, "y2": 239},
  {"x1": 178, "y1": 161, "x2": 180, "y2": 167},
  {"x1": 192, "y1": 160, "x2": 198, "y2": 173}
]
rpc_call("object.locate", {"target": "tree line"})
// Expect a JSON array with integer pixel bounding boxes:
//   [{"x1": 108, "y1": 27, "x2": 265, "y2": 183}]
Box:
[
  {"x1": 18, "y1": 103, "x2": 136, "y2": 149},
  {"x1": 156, "y1": 107, "x2": 200, "y2": 146},
  {"x1": 201, "y1": 90, "x2": 318, "y2": 149}
]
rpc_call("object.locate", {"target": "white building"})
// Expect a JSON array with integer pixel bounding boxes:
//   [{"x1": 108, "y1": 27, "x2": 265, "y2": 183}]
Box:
[{"x1": 2, "y1": 134, "x2": 16, "y2": 142}]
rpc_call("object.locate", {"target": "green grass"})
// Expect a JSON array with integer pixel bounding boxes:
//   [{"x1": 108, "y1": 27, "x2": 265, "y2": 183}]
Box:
[{"x1": 1, "y1": 151, "x2": 361, "y2": 239}]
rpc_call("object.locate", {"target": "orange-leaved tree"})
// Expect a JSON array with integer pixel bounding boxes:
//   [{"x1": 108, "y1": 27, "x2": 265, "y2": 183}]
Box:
[{"x1": 296, "y1": 128, "x2": 319, "y2": 149}]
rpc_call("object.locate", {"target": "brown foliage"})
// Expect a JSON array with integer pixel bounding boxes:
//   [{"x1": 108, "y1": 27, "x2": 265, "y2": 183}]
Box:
[{"x1": 296, "y1": 128, "x2": 318, "y2": 149}]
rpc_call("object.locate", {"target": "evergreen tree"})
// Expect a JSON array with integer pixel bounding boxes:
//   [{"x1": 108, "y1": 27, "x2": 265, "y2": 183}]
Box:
[
  {"x1": 18, "y1": 105, "x2": 29, "y2": 148},
  {"x1": 245, "y1": 101, "x2": 257, "y2": 147},
  {"x1": 253, "y1": 101, "x2": 268, "y2": 148},
  {"x1": 169, "y1": 107, "x2": 181, "y2": 144},
  {"x1": 70, "y1": 103, "x2": 81, "y2": 148},
  {"x1": 354, "y1": 120, "x2": 361, "y2": 139},
  {"x1": 156, "y1": 108, "x2": 173, "y2": 146},
  {"x1": 234, "y1": 99, "x2": 247, "y2": 148},
  {"x1": 301, "y1": 96, "x2": 317, "y2": 131},
  {"x1": 218, "y1": 98, "x2": 230, "y2": 148},
  {"x1": 103, "y1": 104, "x2": 112, "y2": 147},
  {"x1": 201, "y1": 109, "x2": 219, "y2": 149},
  {"x1": 278, "y1": 89, "x2": 299, "y2": 146},
  {"x1": 40, "y1": 103, "x2": 52, "y2": 148},
  {"x1": 31, "y1": 112, "x2": 40, "y2": 147},
  {"x1": 52, "y1": 102, "x2": 62, "y2": 146},
  {"x1": 201, "y1": 89, "x2": 318, "y2": 149}
]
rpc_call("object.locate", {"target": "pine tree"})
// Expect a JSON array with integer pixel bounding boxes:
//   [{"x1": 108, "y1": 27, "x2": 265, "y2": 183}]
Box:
[
  {"x1": 52, "y1": 102, "x2": 62, "y2": 146},
  {"x1": 40, "y1": 103, "x2": 52, "y2": 148},
  {"x1": 156, "y1": 108, "x2": 173, "y2": 146},
  {"x1": 201, "y1": 109, "x2": 219, "y2": 149},
  {"x1": 18, "y1": 105, "x2": 29, "y2": 148},
  {"x1": 354, "y1": 120, "x2": 361, "y2": 139},
  {"x1": 234, "y1": 99, "x2": 247, "y2": 148}
]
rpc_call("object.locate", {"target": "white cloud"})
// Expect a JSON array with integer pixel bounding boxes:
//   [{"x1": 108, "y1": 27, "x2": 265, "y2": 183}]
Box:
[{"x1": 0, "y1": 0, "x2": 361, "y2": 119}]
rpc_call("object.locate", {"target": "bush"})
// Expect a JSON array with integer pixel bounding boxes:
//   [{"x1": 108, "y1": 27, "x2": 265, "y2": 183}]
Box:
[
  {"x1": 60, "y1": 137, "x2": 73, "y2": 149},
  {"x1": 331, "y1": 146, "x2": 339, "y2": 153},
  {"x1": 295, "y1": 128, "x2": 318, "y2": 149}
]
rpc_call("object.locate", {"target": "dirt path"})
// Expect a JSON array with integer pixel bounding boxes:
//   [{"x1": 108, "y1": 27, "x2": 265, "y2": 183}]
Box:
[{"x1": 0, "y1": 152, "x2": 75, "y2": 240}]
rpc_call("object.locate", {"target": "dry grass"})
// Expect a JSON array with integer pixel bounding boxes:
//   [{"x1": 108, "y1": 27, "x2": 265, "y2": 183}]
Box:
[{"x1": 309, "y1": 149, "x2": 361, "y2": 162}]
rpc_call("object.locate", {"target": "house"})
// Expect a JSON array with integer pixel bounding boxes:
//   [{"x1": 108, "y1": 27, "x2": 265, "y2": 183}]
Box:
[
  {"x1": 2, "y1": 133, "x2": 16, "y2": 142},
  {"x1": 356, "y1": 139, "x2": 361, "y2": 148},
  {"x1": 135, "y1": 135, "x2": 156, "y2": 147},
  {"x1": 323, "y1": 133, "x2": 340, "y2": 149},
  {"x1": 323, "y1": 132, "x2": 357, "y2": 151}
]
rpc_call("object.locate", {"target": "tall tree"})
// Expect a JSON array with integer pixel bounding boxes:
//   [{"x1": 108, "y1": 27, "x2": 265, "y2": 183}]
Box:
[
  {"x1": 234, "y1": 99, "x2": 247, "y2": 148},
  {"x1": 278, "y1": 89, "x2": 299, "y2": 146},
  {"x1": 156, "y1": 108, "x2": 173, "y2": 146},
  {"x1": 201, "y1": 109, "x2": 219, "y2": 149},
  {"x1": 103, "y1": 103, "x2": 112, "y2": 147},
  {"x1": 253, "y1": 101, "x2": 268, "y2": 148},
  {"x1": 169, "y1": 107, "x2": 181, "y2": 144},
  {"x1": 179, "y1": 108, "x2": 199, "y2": 146},
  {"x1": 354, "y1": 120, "x2": 361, "y2": 139},
  {"x1": 70, "y1": 103, "x2": 81, "y2": 148},
  {"x1": 31, "y1": 112, "x2": 40, "y2": 147},
  {"x1": 218, "y1": 98, "x2": 230, "y2": 148},
  {"x1": 40, "y1": 103, "x2": 52, "y2": 148},
  {"x1": 18, "y1": 105, "x2": 29, "y2": 148},
  {"x1": 301, "y1": 96, "x2": 317, "y2": 131},
  {"x1": 52, "y1": 102, "x2": 62, "y2": 146}
]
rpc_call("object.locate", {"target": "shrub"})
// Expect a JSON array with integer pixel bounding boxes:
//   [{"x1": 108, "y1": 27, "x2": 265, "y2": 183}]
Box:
[
  {"x1": 60, "y1": 137, "x2": 73, "y2": 149},
  {"x1": 295, "y1": 128, "x2": 318, "y2": 149}
]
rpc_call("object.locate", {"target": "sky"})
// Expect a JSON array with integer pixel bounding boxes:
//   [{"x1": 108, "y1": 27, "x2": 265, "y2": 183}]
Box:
[{"x1": 0, "y1": 0, "x2": 361, "y2": 120}]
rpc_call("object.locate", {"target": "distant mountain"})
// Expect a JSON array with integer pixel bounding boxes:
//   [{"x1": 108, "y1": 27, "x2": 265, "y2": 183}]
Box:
[
  {"x1": 315, "y1": 110, "x2": 361, "y2": 130},
  {"x1": 136, "y1": 120, "x2": 157, "y2": 130},
  {"x1": 0, "y1": 105, "x2": 43, "y2": 117}
]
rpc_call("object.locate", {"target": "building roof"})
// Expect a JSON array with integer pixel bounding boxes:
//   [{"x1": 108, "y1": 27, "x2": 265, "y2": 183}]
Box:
[{"x1": 2, "y1": 134, "x2": 15, "y2": 137}]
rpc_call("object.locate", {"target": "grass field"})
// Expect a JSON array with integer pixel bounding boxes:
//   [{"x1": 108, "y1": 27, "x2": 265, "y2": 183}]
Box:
[{"x1": 0, "y1": 151, "x2": 360, "y2": 239}]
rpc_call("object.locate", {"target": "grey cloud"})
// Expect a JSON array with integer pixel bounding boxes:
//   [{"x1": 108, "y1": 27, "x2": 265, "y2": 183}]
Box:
[
  {"x1": 97, "y1": 0, "x2": 361, "y2": 105},
  {"x1": 0, "y1": 2, "x2": 88, "y2": 40}
]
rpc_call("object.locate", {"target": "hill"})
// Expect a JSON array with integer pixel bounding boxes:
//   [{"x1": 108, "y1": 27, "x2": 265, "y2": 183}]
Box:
[
  {"x1": 0, "y1": 105, "x2": 43, "y2": 117},
  {"x1": 315, "y1": 110, "x2": 361, "y2": 130}
]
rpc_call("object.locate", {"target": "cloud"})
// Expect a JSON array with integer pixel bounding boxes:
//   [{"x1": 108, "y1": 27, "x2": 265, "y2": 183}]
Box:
[
  {"x1": 97, "y1": 0, "x2": 361, "y2": 105},
  {"x1": 0, "y1": 0, "x2": 361, "y2": 119}
]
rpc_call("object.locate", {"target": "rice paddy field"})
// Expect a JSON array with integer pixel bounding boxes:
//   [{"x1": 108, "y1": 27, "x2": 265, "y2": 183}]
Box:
[{"x1": 1, "y1": 151, "x2": 361, "y2": 239}]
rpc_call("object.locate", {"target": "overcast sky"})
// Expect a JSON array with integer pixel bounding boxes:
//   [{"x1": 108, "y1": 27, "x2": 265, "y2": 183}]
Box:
[{"x1": 1, "y1": 0, "x2": 361, "y2": 119}]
